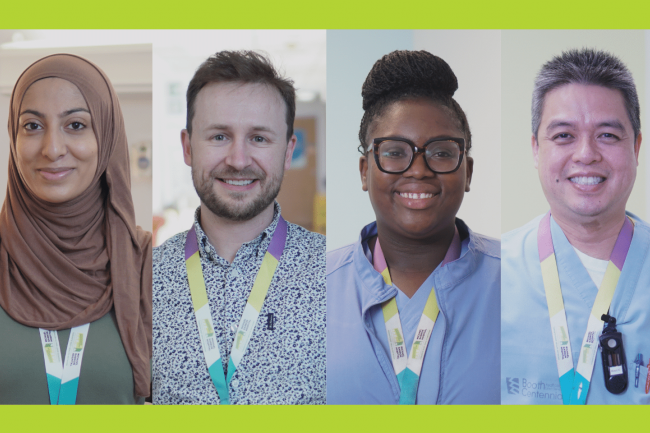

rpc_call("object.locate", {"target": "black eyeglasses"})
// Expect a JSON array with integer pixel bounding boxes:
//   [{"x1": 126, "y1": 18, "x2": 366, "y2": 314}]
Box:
[{"x1": 371, "y1": 136, "x2": 466, "y2": 174}]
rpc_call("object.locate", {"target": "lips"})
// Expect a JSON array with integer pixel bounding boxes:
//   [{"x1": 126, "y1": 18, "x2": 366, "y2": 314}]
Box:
[
  {"x1": 217, "y1": 177, "x2": 259, "y2": 191},
  {"x1": 222, "y1": 179, "x2": 254, "y2": 186},
  {"x1": 569, "y1": 176, "x2": 605, "y2": 186},
  {"x1": 397, "y1": 192, "x2": 434, "y2": 199},
  {"x1": 38, "y1": 167, "x2": 74, "y2": 181}
]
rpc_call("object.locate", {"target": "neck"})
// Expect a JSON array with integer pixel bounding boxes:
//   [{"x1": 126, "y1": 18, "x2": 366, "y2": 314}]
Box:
[
  {"x1": 375, "y1": 220, "x2": 456, "y2": 298},
  {"x1": 552, "y1": 209, "x2": 626, "y2": 260},
  {"x1": 199, "y1": 202, "x2": 275, "y2": 263}
]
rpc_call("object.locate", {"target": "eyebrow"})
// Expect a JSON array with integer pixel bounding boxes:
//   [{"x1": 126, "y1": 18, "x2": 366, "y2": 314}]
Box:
[
  {"x1": 19, "y1": 108, "x2": 90, "y2": 118},
  {"x1": 206, "y1": 124, "x2": 276, "y2": 134},
  {"x1": 545, "y1": 119, "x2": 627, "y2": 132},
  {"x1": 545, "y1": 120, "x2": 575, "y2": 132}
]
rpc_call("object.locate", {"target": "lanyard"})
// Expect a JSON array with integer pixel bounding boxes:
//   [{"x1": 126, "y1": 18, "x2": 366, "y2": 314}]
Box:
[
  {"x1": 538, "y1": 212, "x2": 633, "y2": 404},
  {"x1": 372, "y1": 229, "x2": 459, "y2": 404},
  {"x1": 39, "y1": 324, "x2": 90, "y2": 405},
  {"x1": 184, "y1": 216, "x2": 287, "y2": 405}
]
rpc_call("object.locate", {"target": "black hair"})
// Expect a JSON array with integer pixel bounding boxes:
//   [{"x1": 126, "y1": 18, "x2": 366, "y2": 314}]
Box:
[
  {"x1": 532, "y1": 48, "x2": 640, "y2": 139},
  {"x1": 358, "y1": 50, "x2": 471, "y2": 154}
]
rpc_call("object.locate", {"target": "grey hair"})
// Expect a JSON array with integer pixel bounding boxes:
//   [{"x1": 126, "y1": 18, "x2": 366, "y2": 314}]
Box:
[{"x1": 532, "y1": 48, "x2": 640, "y2": 138}]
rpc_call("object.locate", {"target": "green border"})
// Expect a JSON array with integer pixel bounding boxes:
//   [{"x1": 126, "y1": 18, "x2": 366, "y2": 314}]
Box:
[
  {"x1": 0, "y1": 0, "x2": 648, "y2": 28},
  {"x1": 2, "y1": 405, "x2": 650, "y2": 431},
  {"x1": 3, "y1": 0, "x2": 650, "y2": 431}
]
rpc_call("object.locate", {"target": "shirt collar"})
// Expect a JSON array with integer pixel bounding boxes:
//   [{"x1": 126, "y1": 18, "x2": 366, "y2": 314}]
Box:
[{"x1": 192, "y1": 201, "x2": 282, "y2": 264}]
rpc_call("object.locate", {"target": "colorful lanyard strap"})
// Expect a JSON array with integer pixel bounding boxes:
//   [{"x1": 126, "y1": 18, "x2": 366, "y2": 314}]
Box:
[
  {"x1": 184, "y1": 216, "x2": 287, "y2": 405},
  {"x1": 538, "y1": 212, "x2": 633, "y2": 405},
  {"x1": 373, "y1": 229, "x2": 460, "y2": 405},
  {"x1": 39, "y1": 324, "x2": 90, "y2": 405}
]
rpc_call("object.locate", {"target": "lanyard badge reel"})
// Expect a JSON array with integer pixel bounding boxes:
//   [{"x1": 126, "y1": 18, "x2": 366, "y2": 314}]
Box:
[{"x1": 599, "y1": 314, "x2": 628, "y2": 394}]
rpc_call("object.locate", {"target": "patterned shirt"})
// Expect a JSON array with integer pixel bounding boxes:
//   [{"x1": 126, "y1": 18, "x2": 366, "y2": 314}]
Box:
[{"x1": 152, "y1": 203, "x2": 326, "y2": 404}]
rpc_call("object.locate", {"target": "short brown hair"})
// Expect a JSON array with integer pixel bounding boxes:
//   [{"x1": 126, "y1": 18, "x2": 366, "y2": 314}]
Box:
[{"x1": 186, "y1": 50, "x2": 296, "y2": 140}]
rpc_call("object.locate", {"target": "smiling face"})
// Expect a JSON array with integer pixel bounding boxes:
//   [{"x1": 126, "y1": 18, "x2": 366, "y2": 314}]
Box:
[
  {"x1": 15, "y1": 78, "x2": 98, "y2": 204},
  {"x1": 182, "y1": 81, "x2": 296, "y2": 221},
  {"x1": 533, "y1": 83, "x2": 641, "y2": 224},
  {"x1": 360, "y1": 98, "x2": 473, "y2": 239}
]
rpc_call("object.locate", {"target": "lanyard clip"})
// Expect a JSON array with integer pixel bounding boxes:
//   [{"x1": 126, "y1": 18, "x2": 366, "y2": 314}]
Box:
[{"x1": 599, "y1": 314, "x2": 628, "y2": 395}]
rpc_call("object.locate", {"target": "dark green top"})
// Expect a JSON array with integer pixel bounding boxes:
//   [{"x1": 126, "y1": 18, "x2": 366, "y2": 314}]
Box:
[{"x1": 0, "y1": 306, "x2": 143, "y2": 404}]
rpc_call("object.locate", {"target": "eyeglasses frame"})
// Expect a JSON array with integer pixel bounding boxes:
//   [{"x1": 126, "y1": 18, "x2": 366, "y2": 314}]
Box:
[{"x1": 371, "y1": 136, "x2": 466, "y2": 174}]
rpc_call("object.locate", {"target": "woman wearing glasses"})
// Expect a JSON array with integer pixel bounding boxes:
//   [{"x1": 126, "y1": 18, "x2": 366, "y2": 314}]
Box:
[{"x1": 327, "y1": 50, "x2": 500, "y2": 404}]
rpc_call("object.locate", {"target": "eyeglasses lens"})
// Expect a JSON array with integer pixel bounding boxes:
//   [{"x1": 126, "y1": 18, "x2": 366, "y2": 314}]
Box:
[{"x1": 377, "y1": 140, "x2": 460, "y2": 173}]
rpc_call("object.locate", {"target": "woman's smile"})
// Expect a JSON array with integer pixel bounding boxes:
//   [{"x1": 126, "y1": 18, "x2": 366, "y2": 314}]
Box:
[
  {"x1": 361, "y1": 98, "x2": 472, "y2": 238},
  {"x1": 16, "y1": 77, "x2": 98, "y2": 203}
]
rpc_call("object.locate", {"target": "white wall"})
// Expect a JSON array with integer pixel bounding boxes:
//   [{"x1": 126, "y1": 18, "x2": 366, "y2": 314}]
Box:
[
  {"x1": 501, "y1": 30, "x2": 646, "y2": 233},
  {"x1": 326, "y1": 30, "x2": 413, "y2": 251},
  {"x1": 414, "y1": 30, "x2": 501, "y2": 240}
]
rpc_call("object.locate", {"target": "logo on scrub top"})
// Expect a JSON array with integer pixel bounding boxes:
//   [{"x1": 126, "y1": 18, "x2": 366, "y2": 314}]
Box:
[{"x1": 506, "y1": 377, "x2": 520, "y2": 395}]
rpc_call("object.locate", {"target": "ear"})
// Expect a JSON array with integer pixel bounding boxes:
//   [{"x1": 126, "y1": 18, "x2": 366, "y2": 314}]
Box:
[
  {"x1": 359, "y1": 155, "x2": 369, "y2": 192},
  {"x1": 284, "y1": 134, "x2": 298, "y2": 171},
  {"x1": 531, "y1": 134, "x2": 539, "y2": 169},
  {"x1": 464, "y1": 156, "x2": 474, "y2": 192},
  {"x1": 181, "y1": 129, "x2": 192, "y2": 167},
  {"x1": 634, "y1": 132, "x2": 642, "y2": 165}
]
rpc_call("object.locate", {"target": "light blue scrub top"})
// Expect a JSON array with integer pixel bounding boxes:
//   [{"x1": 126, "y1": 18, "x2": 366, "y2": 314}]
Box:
[
  {"x1": 327, "y1": 220, "x2": 501, "y2": 404},
  {"x1": 501, "y1": 212, "x2": 650, "y2": 404}
]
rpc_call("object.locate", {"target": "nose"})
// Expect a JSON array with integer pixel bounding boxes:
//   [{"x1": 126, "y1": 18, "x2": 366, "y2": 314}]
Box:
[
  {"x1": 572, "y1": 135, "x2": 602, "y2": 165},
  {"x1": 224, "y1": 136, "x2": 252, "y2": 170},
  {"x1": 41, "y1": 128, "x2": 67, "y2": 161},
  {"x1": 403, "y1": 151, "x2": 434, "y2": 179}
]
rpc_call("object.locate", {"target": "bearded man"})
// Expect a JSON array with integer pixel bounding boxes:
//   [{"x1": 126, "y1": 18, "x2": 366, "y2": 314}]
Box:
[{"x1": 152, "y1": 51, "x2": 325, "y2": 405}]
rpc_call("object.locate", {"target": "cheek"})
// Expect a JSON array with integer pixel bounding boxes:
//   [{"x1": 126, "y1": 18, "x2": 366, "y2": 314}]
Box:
[
  {"x1": 14, "y1": 139, "x2": 39, "y2": 174},
  {"x1": 70, "y1": 137, "x2": 99, "y2": 174}
]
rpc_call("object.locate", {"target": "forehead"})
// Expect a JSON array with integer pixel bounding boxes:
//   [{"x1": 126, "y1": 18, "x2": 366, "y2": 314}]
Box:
[
  {"x1": 371, "y1": 98, "x2": 462, "y2": 140},
  {"x1": 193, "y1": 81, "x2": 286, "y2": 132},
  {"x1": 540, "y1": 83, "x2": 630, "y2": 128},
  {"x1": 20, "y1": 77, "x2": 88, "y2": 111}
]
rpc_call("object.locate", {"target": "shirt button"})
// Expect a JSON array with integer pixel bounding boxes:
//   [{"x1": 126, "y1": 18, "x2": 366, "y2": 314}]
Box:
[
  {"x1": 231, "y1": 324, "x2": 237, "y2": 332},
  {"x1": 230, "y1": 267, "x2": 240, "y2": 277},
  {"x1": 231, "y1": 378, "x2": 239, "y2": 389}
]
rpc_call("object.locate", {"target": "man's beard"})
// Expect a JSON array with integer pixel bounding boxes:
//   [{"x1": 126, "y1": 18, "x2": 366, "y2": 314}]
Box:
[{"x1": 192, "y1": 166, "x2": 283, "y2": 222}]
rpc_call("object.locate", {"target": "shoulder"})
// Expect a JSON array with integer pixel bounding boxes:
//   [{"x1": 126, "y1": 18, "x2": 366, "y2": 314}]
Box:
[
  {"x1": 326, "y1": 242, "x2": 356, "y2": 275},
  {"x1": 153, "y1": 230, "x2": 188, "y2": 267},
  {"x1": 501, "y1": 215, "x2": 544, "y2": 261},
  {"x1": 285, "y1": 221, "x2": 326, "y2": 252},
  {"x1": 468, "y1": 230, "x2": 501, "y2": 260},
  {"x1": 628, "y1": 211, "x2": 650, "y2": 234}
]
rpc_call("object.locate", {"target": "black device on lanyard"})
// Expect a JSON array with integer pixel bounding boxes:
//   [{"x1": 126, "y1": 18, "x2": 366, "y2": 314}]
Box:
[{"x1": 599, "y1": 314, "x2": 628, "y2": 394}]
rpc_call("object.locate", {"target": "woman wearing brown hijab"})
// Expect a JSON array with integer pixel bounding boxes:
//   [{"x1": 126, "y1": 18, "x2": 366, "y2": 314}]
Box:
[{"x1": 0, "y1": 54, "x2": 152, "y2": 404}]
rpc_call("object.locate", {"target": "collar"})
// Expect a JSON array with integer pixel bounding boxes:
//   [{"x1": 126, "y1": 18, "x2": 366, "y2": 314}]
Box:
[
  {"x1": 192, "y1": 201, "x2": 282, "y2": 264},
  {"x1": 353, "y1": 219, "x2": 477, "y2": 314}
]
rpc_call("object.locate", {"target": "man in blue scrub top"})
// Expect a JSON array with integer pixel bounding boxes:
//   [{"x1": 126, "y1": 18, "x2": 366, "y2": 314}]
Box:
[{"x1": 502, "y1": 48, "x2": 650, "y2": 404}]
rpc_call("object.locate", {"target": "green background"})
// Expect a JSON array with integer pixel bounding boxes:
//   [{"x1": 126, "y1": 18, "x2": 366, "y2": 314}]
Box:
[{"x1": 2, "y1": 0, "x2": 650, "y2": 430}]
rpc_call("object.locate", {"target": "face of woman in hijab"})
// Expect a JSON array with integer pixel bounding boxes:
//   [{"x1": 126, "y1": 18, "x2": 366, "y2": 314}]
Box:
[
  {"x1": 15, "y1": 78, "x2": 98, "y2": 203},
  {"x1": 360, "y1": 98, "x2": 473, "y2": 239}
]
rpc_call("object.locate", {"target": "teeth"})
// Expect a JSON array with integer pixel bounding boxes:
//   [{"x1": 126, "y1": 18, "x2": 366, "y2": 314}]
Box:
[
  {"x1": 570, "y1": 176, "x2": 605, "y2": 186},
  {"x1": 224, "y1": 179, "x2": 254, "y2": 186},
  {"x1": 399, "y1": 192, "x2": 433, "y2": 199}
]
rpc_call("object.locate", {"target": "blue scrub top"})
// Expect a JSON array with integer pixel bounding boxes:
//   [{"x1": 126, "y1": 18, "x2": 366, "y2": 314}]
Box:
[
  {"x1": 501, "y1": 212, "x2": 650, "y2": 404},
  {"x1": 327, "y1": 219, "x2": 501, "y2": 404}
]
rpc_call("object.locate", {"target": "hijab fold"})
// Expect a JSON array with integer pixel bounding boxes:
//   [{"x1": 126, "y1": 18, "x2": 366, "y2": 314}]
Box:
[{"x1": 0, "y1": 54, "x2": 152, "y2": 398}]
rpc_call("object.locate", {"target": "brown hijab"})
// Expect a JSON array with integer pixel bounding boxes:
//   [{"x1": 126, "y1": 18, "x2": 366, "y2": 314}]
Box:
[{"x1": 0, "y1": 54, "x2": 152, "y2": 398}]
